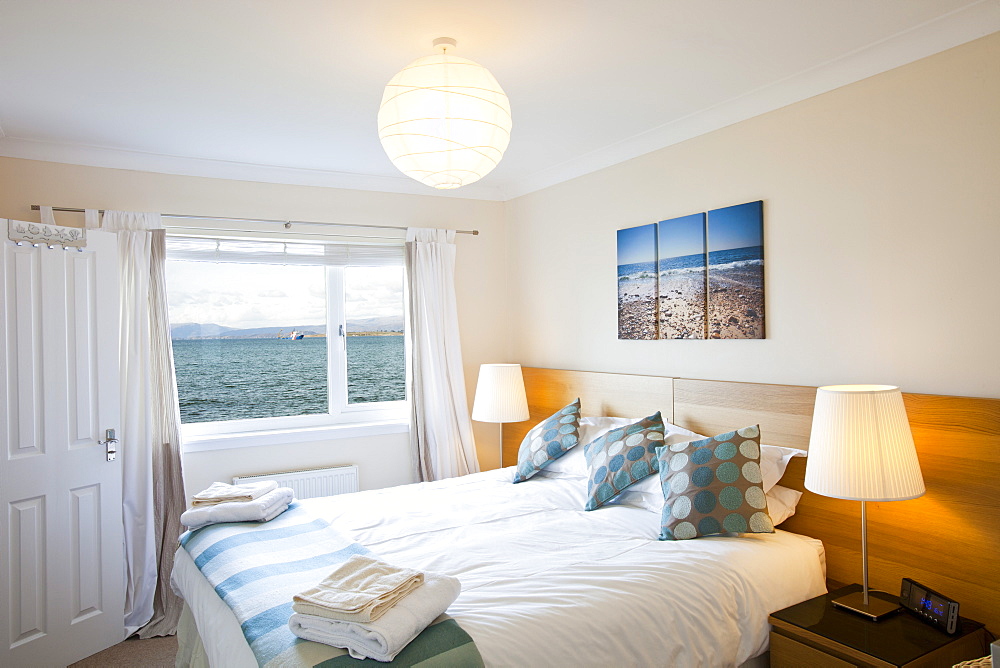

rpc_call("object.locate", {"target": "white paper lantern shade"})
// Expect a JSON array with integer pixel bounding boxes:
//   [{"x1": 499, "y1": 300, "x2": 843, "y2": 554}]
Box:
[{"x1": 378, "y1": 41, "x2": 512, "y2": 190}]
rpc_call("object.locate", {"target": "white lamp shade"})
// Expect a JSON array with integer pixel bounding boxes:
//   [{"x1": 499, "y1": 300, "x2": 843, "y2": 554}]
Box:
[
  {"x1": 378, "y1": 53, "x2": 512, "y2": 190},
  {"x1": 472, "y1": 364, "x2": 529, "y2": 424},
  {"x1": 805, "y1": 385, "x2": 925, "y2": 502}
]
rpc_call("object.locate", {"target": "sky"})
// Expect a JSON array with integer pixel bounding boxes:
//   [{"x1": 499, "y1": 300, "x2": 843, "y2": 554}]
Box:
[
  {"x1": 658, "y1": 213, "x2": 706, "y2": 259},
  {"x1": 165, "y1": 261, "x2": 403, "y2": 329},
  {"x1": 617, "y1": 224, "x2": 657, "y2": 266},
  {"x1": 707, "y1": 201, "x2": 763, "y2": 252},
  {"x1": 344, "y1": 267, "x2": 405, "y2": 322}
]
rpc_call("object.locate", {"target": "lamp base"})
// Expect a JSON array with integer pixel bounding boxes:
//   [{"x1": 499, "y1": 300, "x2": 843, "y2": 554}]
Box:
[{"x1": 831, "y1": 590, "x2": 902, "y2": 621}]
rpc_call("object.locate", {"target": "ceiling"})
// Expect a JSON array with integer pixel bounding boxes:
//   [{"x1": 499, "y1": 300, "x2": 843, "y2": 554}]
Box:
[{"x1": 0, "y1": 1, "x2": 997, "y2": 201}]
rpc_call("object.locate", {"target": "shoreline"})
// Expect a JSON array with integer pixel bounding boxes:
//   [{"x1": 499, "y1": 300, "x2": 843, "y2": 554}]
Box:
[{"x1": 171, "y1": 331, "x2": 404, "y2": 342}]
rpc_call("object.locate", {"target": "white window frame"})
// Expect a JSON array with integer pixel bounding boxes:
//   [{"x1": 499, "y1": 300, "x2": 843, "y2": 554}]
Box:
[{"x1": 171, "y1": 241, "x2": 409, "y2": 452}]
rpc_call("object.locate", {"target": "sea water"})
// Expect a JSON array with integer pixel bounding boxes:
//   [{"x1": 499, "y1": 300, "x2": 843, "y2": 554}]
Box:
[
  {"x1": 618, "y1": 248, "x2": 763, "y2": 285},
  {"x1": 617, "y1": 261, "x2": 658, "y2": 304},
  {"x1": 172, "y1": 336, "x2": 405, "y2": 423},
  {"x1": 708, "y1": 245, "x2": 763, "y2": 270},
  {"x1": 658, "y1": 252, "x2": 708, "y2": 277}
]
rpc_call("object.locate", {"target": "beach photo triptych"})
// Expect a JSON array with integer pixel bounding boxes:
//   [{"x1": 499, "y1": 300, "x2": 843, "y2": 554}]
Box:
[{"x1": 617, "y1": 200, "x2": 764, "y2": 340}]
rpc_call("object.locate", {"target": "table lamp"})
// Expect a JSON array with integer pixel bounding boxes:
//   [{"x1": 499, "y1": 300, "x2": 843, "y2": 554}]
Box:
[
  {"x1": 805, "y1": 384, "x2": 925, "y2": 620},
  {"x1": 471, "y1": 364, "x2": 529, "y2": 468}
]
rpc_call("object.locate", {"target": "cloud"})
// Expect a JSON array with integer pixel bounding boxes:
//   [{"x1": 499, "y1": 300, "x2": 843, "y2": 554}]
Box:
[{"x1": 165, "y1": 260, "x2": 403, "y2": 328}]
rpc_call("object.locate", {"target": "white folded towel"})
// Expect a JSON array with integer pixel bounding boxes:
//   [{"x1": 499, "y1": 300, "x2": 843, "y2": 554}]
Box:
[
  {"x1": 292, "y1": 555, "x2": 425, "y2": 623},
  {"x1": 191, "y1": 480, "x2": 278, "y2": 507},
  {"x1": 181, "y1": 487, "x2": 294, "y2": 530},
  {"x1": 288, "y1": 571, "x2": 461, "y2": 662}
]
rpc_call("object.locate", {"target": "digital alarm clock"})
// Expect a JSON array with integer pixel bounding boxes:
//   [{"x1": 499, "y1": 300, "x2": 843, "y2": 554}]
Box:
[{"x1": 899, "y1": 578, "x2": 959, "y2": 634}]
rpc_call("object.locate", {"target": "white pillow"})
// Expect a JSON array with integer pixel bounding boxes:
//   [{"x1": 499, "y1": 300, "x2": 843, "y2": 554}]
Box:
[
  {"x1": 760, "y1": 444, "x2": 807, "y2": 492},
  {"x1": 765, "y1": 484, "x2": 803, "y2": 525},
  {"x1": 539, "y1": 444, "x2": 587, "y2": 477}
]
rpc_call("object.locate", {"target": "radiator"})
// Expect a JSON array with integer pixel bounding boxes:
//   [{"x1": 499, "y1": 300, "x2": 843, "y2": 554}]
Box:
[{"x1": 233, "y1": 465, "x2": 359, "y2": 500}]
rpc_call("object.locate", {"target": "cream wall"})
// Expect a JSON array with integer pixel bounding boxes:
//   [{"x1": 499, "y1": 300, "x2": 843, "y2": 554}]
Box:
[
  {"x1": 4, "y1": 32, "x2": 997, "y2": 495},
  {"x1": 0, "y1": 159, "x2": 509, "y2": 492},
  {"x1": 505, "y1": 33, "x2": 1000, "y2": 400}
]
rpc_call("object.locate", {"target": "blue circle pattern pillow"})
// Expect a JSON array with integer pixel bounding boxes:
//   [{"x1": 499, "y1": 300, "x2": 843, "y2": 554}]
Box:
[
  {"x1": 583, "y1": 412, "x2": 665, "y2": 511},
  {"x1": 655, "y1": 425, "x2": 774, "y2": 540},
  {"x1": 512, "y1": 399, "x2": 581, "y2": 483}
]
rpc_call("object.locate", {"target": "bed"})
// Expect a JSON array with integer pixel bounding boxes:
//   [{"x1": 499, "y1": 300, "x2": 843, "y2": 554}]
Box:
[
  {"x1": 172, "y1": 465, "x2": 826, "y2": 667},
  {"x1": 171, "y1": 370, "x2": 1000, "y2": 666}
]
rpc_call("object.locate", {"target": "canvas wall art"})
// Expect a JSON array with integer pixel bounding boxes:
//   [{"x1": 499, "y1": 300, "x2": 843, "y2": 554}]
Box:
[
  {"x1": 617, "y1": 200, "x2": 764, "y2": 340},
  {"x1": 706, "y1": 201, "x2": 765, "y2": 339},
  {"x1": 616, "y1": 223, "x2": 658, "y2": 340},
  {"x1": 657, "y1": 213, "x2": 707, "y2": 339}
]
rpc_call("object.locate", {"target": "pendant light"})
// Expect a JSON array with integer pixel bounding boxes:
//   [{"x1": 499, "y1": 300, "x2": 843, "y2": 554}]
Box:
[{"x1": 378, "y1": 38, "x2": 512, "y2": 190}]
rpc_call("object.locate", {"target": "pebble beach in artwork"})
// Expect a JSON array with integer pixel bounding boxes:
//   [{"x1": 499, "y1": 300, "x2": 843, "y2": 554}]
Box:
[
  {"x1": 707, "y1": 250, "x2": 764, "y2": 339},
  {"x1": 658, "y1": 264, "x2": 706, "y2": 340},
  {"x1": 618, "y1": 262, "x2": 658, "y2": 339}
]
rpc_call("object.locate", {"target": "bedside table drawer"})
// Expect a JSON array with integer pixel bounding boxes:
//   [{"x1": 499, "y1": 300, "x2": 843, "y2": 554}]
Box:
[{"x1": 771, "y1": 632, "x2": 858, "y2": 668}]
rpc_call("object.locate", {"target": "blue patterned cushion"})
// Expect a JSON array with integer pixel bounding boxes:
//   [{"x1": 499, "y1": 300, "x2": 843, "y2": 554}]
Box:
[
  {"x1": 583, "y1": 412, "x2": 665, "y2": 510},
  {"x1": 655, "y1": 425, "x2": 774, "y2": 540},
  {"x1": 512, "y1": 399, "x2": 581, "y2": 483}
]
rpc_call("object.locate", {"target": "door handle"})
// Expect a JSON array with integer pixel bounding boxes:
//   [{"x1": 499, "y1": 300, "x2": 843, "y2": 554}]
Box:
[{"x1": 99, "y1": 428, "x2": 119, "y2": 461}]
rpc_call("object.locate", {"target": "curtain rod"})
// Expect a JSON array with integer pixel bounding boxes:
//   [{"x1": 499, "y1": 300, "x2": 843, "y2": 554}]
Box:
[{"x1": 30, "y1": 206, "x2": 479, "y2": 236}]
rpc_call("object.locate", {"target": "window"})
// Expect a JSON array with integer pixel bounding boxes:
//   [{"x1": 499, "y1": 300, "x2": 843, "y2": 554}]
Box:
[
  {"x1": 344, "y1": 266, "x2": 406, "y2": 404},
  {"x1": 165, "y1": 236, "x2": 407, "y2": 441}
]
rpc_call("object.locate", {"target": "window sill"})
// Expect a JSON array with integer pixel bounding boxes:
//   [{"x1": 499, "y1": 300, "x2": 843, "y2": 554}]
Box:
[{"x1": 182, "y1": 419, "x2": 409, "y2": 453}]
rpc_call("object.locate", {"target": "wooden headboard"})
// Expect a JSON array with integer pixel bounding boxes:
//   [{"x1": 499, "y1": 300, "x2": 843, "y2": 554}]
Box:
[{"x1": 502, "y1": 368, "x2": 1000, "y2": 634}]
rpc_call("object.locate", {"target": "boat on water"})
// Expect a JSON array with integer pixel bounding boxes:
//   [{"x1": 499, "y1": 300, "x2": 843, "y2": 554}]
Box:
[{"x1": 276, "y1": 330, "x2": 305, "y2": 340}]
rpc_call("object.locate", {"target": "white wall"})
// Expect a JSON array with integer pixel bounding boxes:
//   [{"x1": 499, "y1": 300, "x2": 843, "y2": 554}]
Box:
[
  {"x1": 181, "y1": 434, "x2": 412, "y2": 501},
  {"x1": 0, "y1": 160, "x2": 510, "y2": 493},
  {"x1": 504, "y1": 33, "x2": 1000, "y2": 400}
]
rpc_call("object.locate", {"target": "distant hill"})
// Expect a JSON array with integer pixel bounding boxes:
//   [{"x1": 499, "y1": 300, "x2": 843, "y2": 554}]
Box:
[
  {"x1": 346, "y1": 316, "x2": 404, "y2": 333},
  {"x1": 219, "y1": 325, "x2": 326, "y2": 339},
  {"x1": 170, "y1": 324, "x2": 324, "y2": 339},
  {"x1": 171, "y1": 316, "x2": 404, "y2": 340},
  {"x1": 170, "y1": 323, "x2": 235, "y2": 339}
]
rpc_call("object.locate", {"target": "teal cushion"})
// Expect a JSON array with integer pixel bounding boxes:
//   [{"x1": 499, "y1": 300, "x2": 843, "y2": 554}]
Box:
[
  {"x1": 655, "y1": 425, "x2": 774, "y2": 540},
  {"x1": 512, "y1": 399, "x2": 581, "y2": 483},
  {"x1": 583, "y1": 412, "x2": 665, "y2": 510}
]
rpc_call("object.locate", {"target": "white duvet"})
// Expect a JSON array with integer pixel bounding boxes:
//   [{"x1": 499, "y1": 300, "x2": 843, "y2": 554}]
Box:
[{"x1": 172, "y1": 468, "x2": 826, "y2": 668}]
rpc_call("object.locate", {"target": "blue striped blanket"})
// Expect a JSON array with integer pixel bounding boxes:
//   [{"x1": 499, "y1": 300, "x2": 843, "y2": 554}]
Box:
[{"x1": 179, "y1": 502, "x2": 483, "y2": 667}]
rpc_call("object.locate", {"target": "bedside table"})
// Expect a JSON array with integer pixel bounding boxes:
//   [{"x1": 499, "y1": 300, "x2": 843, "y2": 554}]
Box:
[{"x1": 769, "y1": 585, "x2": 990, "y2": 668}]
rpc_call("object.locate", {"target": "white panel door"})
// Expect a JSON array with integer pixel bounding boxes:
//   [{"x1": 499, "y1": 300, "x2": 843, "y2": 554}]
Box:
[{"x1": 1, "y1": 228, "x2": 125, "y2": 667}]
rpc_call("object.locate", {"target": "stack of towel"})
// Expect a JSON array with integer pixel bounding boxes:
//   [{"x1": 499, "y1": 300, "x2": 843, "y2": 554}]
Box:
[
  {"x1": 181, "y1": 480, "x2": 295, "y2": 530},
  {"x1": 191, "y1": 480, "x2": 279, "y2": 506},
  {"x1": 288, "y1": 554, "x2": 461, "y2": 662}
]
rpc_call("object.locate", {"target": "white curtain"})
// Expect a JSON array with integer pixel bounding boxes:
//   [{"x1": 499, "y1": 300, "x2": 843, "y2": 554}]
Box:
[
  {"x1": 102, "y1": 211, "x2": 187, "y2": 637},
  {"x1": 405, "y1": 228, "x2": 479, "y2": 481}
]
